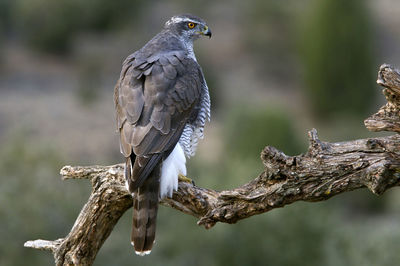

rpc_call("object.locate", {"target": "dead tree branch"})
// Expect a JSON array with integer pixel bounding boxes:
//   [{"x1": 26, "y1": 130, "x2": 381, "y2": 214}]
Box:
[
  {"x1": 365, "y1": 64, "x2": 400, "y2": 132},
  {"x1": 25, "y1": 64, "x2": 400, "y2": 265}
]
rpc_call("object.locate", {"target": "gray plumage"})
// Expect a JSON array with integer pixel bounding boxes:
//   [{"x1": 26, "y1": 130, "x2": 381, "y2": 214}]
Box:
[{"x1": 114, "y1": 14, "x2": 211, "y2": 255}]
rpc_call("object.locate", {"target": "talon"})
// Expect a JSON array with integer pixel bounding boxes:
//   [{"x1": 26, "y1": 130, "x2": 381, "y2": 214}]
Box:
[{"x1": 178, "y1": 174, "x2": 195, "y2": 185}]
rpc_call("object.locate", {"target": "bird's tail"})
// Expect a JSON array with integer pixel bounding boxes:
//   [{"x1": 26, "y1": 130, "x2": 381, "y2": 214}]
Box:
[{"x1": 131, "y1": 166, "x2": 160, "y2": 256}]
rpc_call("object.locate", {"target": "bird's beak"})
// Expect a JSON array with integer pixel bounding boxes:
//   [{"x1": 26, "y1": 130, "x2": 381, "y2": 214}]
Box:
[{"x1": 202, "y1": 25, "x2": 212, "y2": 38}]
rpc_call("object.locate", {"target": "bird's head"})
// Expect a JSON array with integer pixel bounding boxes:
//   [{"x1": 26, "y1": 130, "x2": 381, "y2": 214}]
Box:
[{"x1": 164, "y1": 14, "x2": 212, "y2": 42}]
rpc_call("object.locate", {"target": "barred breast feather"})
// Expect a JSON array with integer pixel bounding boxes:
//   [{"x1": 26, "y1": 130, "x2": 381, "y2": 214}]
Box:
[{"x1": 179, "y1": 77, "x2": 211, "y2": 158}]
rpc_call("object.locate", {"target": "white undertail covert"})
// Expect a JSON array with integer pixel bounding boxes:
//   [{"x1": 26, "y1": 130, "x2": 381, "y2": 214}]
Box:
[{"x1": 160, "y1": 143, "x2": 186, "y2": 198}]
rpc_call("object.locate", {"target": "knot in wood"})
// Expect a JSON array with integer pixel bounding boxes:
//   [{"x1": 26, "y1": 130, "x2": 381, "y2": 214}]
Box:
[{"x1": 366, "y1": 139, "x2": 384, "y2": 150}]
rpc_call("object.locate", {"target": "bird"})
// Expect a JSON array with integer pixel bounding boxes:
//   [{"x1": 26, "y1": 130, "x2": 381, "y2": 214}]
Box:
[{"x1": 114, "y1": 14, "x2": 211, "y2": 255}]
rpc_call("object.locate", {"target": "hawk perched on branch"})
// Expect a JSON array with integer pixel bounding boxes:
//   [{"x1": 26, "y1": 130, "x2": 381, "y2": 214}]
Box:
[{"x1": 114, "y1": 14, "x2": 211, "y2": 255}]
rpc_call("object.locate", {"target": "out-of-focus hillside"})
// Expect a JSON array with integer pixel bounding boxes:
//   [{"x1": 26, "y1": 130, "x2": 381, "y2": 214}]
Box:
[{"x1": 2, "y1": 0, "x2": 400, "y2": 265}]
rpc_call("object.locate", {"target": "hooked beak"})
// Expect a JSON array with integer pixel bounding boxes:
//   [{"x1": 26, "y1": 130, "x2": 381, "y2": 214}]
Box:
[{"x1": 202, "y1": 25, "x2": 212, "y2": 38}]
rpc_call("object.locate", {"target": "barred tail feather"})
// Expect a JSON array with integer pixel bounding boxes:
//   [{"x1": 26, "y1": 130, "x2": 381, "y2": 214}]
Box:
[{"x1": 131, "y1": 166, "x2": 160, "y2": 255}]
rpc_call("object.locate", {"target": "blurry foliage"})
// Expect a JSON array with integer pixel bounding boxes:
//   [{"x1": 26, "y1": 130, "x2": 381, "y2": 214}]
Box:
[
  {"x1": 75, "y1": 56, "x2": 102, "y2": 106},
  {"x1": 201, "y1": 63, "x2": 221, "y2": 112},
  {"x1": 0, "y1": 28, "x2": 3, "y2": 66},
  {"x1": 245, "y1": 0, "x2": 296, "y2": 83},
  {"x1": 77, "y1": 0, "x2": 142, "y2": 31},
  {"x1": 299, "y1": 0, "x2": 375, "y2": 119},
  {"x1": 334, "y1": 189, "x2": 388, "y2": 217},
  {"x1": 0, "y1": 0, "x2": 13, "y2": 64},
  {"x1": 324, "y1": 214, "x2": 400, "y2": 266},
  {"x1": 15, "y1": 0, "x2": 79, "y2": 53},
  {"x1": 225, "y1": 106, "x2": 304, "y2": 158},
  {"x1": 11, "y1": 0, "x2": 143, "y2": 54},
  {"x1": 0, "y1": 131, "x2": 90, "y2": 266},
  {"x1": 0, "y1": 0, "x2": 14, "y2": 34}
]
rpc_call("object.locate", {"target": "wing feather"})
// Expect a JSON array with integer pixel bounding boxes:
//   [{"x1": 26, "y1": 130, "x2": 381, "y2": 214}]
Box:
[
  {"x1": 162, "y1": 64, "x2": 178, "y2": 80},
  {"x1": 114, "y1": 52, "x2": 203, "y2": 189}
]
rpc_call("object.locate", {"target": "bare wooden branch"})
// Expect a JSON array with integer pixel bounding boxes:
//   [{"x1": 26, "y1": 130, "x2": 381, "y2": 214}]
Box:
[
  {"x1": 25, "y1": 64, "x2": 400, "y2": 265},
  {"x1": 365, "y1": 64, "x2": 400, "y2": 132},
  {"x1": 24, "y1": 239, "x2": 63, "y2": 252},
  {"x1": 28, "y1": 164, "x2": 133, "y2": 265}
]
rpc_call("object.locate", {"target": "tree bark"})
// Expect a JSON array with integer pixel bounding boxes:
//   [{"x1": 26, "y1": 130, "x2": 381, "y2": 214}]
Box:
[{"x1": 25, "y1": 64, "x2": 400, "y2": 265}]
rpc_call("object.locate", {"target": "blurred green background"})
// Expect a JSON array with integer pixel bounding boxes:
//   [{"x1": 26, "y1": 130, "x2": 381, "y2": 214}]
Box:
[{"x1": 1, "y1": 0, "x2": 400, "y2": 265}]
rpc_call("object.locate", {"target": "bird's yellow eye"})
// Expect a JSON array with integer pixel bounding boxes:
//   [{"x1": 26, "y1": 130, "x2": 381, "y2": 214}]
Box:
[{"x1": 187, "y1": 22, "x2": 196, "y2": 29}]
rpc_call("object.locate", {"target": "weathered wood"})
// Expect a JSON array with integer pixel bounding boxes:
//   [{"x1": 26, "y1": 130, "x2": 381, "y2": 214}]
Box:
[
  {"x1": 365, "y1": 64, "x2": 400, "y2": 132},
  {"x1": 25, "y1": 64, "x2": 400, "y2": 265}
]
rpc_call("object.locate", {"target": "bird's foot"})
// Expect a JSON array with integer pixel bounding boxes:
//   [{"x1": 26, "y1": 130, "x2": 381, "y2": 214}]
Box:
[{"x1": 178, "y1": 174, "x2": 195, "y2": 186}]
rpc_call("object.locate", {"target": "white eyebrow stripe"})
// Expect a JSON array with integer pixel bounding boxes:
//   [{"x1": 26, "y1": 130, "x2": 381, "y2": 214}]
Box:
[{"x1": 166, "y1": 17, "x2": 201, "y2": 26}]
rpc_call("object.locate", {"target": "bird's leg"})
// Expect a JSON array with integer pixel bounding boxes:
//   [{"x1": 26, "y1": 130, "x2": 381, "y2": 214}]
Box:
[{"x1": 178, "y1": 174, "x2": 195, "y2": 185}]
